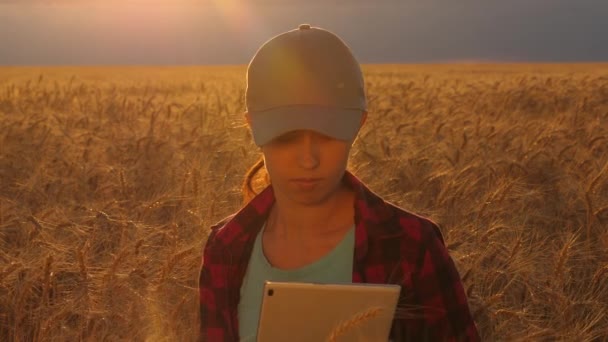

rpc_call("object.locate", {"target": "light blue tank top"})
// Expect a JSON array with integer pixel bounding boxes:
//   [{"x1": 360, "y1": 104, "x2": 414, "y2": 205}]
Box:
[{"x1": 237, "y1": 222, "x2": 355, "y2": 341}]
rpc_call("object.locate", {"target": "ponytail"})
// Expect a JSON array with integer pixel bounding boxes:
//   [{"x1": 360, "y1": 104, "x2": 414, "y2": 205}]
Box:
[{"x1": 241, "y1": 156, "x2": 270, "y2": 205}]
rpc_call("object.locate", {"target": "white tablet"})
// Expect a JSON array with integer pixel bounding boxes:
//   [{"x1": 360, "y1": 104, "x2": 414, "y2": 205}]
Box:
[{"x1": 256, "y1": 281, "x2": 401, "y2": 342}]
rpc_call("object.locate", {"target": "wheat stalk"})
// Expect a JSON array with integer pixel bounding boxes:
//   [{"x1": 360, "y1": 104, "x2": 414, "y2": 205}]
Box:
[
  {"x1": 592, "y1": 265, "x2": 608, "y2": 287},
  {"x1": 554, "y1": 233, "x2": 578, "y2": 283},
  {"x1": 0, "y1": 262, "x2": 19, "y2": 286},
  {"x1": 41, "y1": 255, "x2": 53, "y2": 307},
  {"x1": 325, "y1": 307, "x2": 383, "y2": 342},
  {"x1": 77, "y1": 240, "x2": 89, "y2": 282}
]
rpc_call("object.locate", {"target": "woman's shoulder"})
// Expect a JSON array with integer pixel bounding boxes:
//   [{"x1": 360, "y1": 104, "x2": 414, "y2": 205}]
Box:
[
  {"x1": 210, "y1": 213, "x2": 237, "y2": 231},
  {"x1": 202, "y1": 213, "x2": 237, "y2": 249},
  {"x1": 381, "y1": 200, "x2": 446, "y2": 246},
  {"x1": 353, "y1": 176, "x2": 444, "y2": 245},
  {"x1": 203, "y1": 210, "x2": 263, "y2": 248}
]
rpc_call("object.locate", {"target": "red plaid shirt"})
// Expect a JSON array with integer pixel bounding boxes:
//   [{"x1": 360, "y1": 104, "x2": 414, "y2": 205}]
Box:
[{"x1": 199, "y1": 171, "x2": 480, "y2": 341}]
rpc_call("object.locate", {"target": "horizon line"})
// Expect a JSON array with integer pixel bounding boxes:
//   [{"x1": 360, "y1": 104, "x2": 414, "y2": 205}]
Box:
[{"x1": 2, "y1": 61, "x2": 608, "y2": 68}]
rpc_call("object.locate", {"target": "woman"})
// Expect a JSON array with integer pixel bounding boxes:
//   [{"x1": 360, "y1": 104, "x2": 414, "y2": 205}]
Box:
[{"x1": 199, "y1": 24, "x2": 480, "y2": 341}]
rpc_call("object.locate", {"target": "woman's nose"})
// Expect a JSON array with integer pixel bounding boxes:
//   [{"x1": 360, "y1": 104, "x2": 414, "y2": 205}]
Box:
[{"x1": 296, "y1": 132, "x2": 320, "y2": 169}]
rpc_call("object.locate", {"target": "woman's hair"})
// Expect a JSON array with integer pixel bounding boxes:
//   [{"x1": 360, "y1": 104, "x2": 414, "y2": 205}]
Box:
[{"x1": 242, "y1": 156, "x2": 270, "y2": 205}]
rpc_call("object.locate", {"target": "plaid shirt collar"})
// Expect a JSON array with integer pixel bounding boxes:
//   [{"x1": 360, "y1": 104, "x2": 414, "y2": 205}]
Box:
[{"x1": 210, "y1": 170, "x2": 405, "y2": 263}]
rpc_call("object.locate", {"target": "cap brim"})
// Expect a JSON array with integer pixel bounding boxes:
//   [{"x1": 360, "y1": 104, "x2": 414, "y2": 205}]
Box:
[{"x1": 248, "y1": 106, "x2": 363, "y2": 146}]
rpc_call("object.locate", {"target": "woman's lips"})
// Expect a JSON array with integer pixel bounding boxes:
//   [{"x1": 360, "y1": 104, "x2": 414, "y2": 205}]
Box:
[{"x1": 291, "y1": 178, "x2": 322, "y2": 189}]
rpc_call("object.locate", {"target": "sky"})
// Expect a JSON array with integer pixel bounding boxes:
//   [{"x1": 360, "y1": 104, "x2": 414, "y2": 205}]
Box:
[{"x1": 0, "y1": 0, "x2": 607, "y2": 65}]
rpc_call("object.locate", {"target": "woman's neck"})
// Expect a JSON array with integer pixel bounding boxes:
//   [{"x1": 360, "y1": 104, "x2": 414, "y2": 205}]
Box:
[{"x1": 267, "y1": 183, "x2": 355, "y2": 241}]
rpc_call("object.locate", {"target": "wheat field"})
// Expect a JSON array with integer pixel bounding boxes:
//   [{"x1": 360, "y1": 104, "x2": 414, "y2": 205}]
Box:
[{"x1": 1, "y1": 64, "x2": 607, "y2": 341}]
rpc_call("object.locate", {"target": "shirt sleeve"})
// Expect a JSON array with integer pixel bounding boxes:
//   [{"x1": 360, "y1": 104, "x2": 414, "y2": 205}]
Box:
[
  {"x1": 391, "y1": 221, "x2": 480, "y2": 341},
  {"x1": 198, "y1": 228, "x2": 229, "y2": 342},
  {"x1": 413, "y1": 223, "x2": 480, "y2": 341}
]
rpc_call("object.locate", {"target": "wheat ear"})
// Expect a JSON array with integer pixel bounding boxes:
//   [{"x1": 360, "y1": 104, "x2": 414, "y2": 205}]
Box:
[{"x1": 326, "y1": 307, "x2": 383, "y2": 342}]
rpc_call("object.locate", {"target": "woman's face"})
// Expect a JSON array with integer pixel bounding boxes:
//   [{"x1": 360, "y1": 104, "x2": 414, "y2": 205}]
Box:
[{"x1": 260, "y1": 129, "x2": 353, "y2": 206}]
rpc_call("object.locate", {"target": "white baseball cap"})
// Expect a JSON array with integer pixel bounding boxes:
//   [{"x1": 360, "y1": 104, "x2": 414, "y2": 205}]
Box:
[{"x1": 245, "y1": 24, "x2": 367, "y2": 146}]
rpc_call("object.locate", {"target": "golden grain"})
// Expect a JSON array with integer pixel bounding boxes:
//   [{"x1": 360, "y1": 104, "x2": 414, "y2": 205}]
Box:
[{"x1": 0, "y1": 64, "x2": 607, "y2": 341}]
